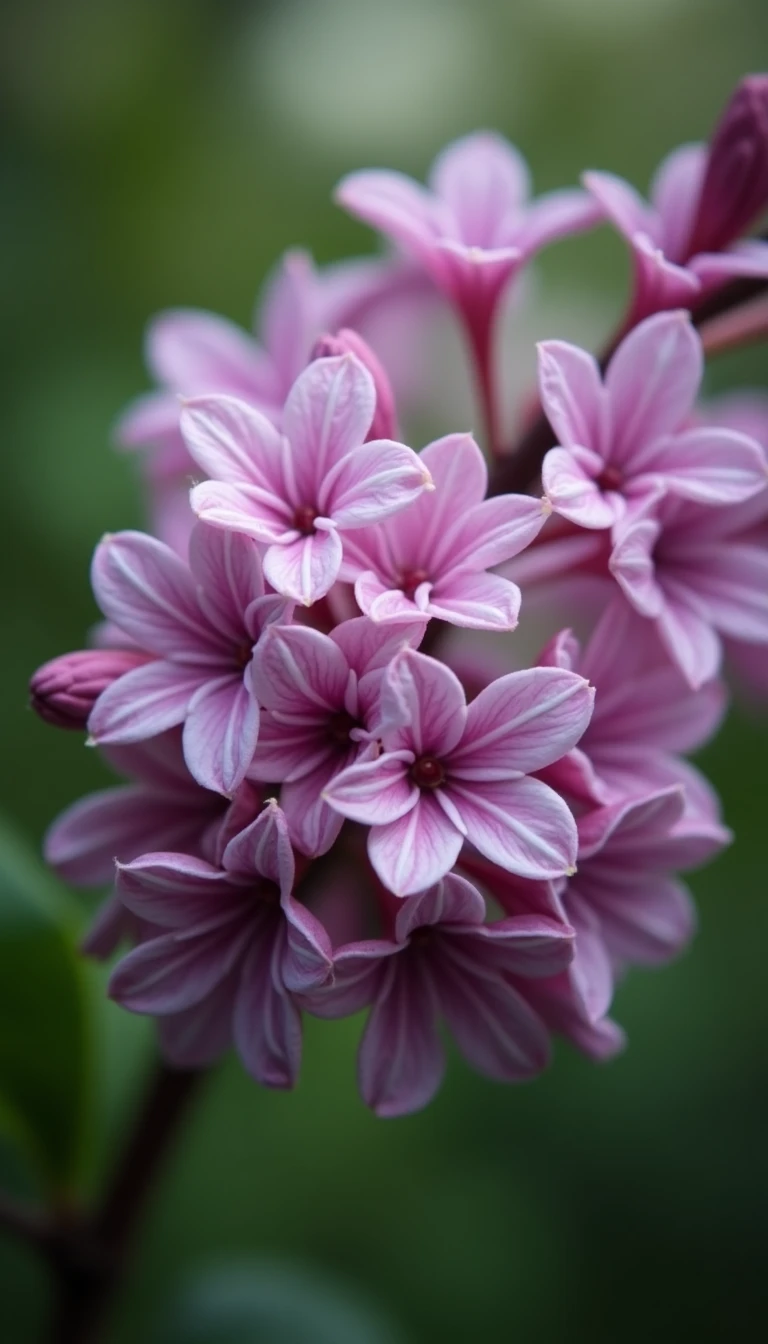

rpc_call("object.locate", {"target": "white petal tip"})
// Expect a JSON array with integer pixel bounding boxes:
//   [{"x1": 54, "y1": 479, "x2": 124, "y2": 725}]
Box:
[
  {"x1": 422, "y1": 472, "x2": 436, "y2": 491},
  {"x1": 85, "y1": 735, "x2": 97, "y2": 748},
  {"x1": 541, "y1": 496, "x2": 553, "y2": 516},
  {"x1": 566, "y1": 865, "x2": 577, "y2": 877}
]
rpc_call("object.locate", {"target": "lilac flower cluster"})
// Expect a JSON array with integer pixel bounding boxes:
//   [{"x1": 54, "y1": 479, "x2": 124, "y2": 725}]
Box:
[{"x1": 32, "y1": 78, "x2": 768, "y2": 1115}]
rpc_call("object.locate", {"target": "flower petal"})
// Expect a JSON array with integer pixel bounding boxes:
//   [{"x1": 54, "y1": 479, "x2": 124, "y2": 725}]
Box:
[
  {"x1": 283, "y1": 353, "x2": 375, "y2": 486},
  {"x1": 183, "y1": 673, "x2": 259, "y2": 795},
  {"x1": 263, "y1": 529, "x2": 343, "y2": 606},
  {"x1": 323, "y1": 753, "x2": 417, "y2": 827},
  {"x1": 450, "y1": 776, "x2": 578, "y2": 879},
  {"x1": 357, "y1": 955, "x2": 444, "y2": 1117},
  {"x1": 180, "y1": 394, "x2": 285, "y2": 487},
  {"x1": 233, "y1": 927, "x2": 303, "y2": 1088},
  {"x1": 426, "y1": 570, "x2": 522, "y2": 631},
  {"x1": 450, "y1": 667, "x2": 594, "y2": 778},
  {"x1": 322, "y1": 440, "x2": 432, "y2": 528},
  {"x1": 382, "y1": 647, "x2": 467, "y2": 755},
  {"x1": 187, "y1": 523, "x2": 265, "y2": 643},
  {"x1": 252, "y1": 622, "x2": 349, "y2": 716},
  {"x1": 537, "y1": 340, "x2": 606, "y2": 452},
  {"x1": 88, "y1": 660, "x2": 202, "y2": 743},
  {"x1": 367, "y1": 794, "x2": 463, "y2": 897},
  {"x1": 91, "y1": 531, "x2": 217, "y2": 661},
  {"x1": 605, "y1": 312, "x2": 702, "y2": 462}
]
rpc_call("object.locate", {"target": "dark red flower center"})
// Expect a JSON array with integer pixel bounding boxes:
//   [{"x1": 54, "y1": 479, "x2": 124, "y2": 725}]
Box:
[
  {"x1": 398, "y1": 567, "x2": 430, "y2": 600},
  {"x1": 596, "y1": 464, "x2": 623, "y2": 493},
  {"x1": 293, "y1": 505, "x2": 318, "y2": 535},
  {"x1": 236, "y1": 641, "x2": 254, "y2": 668},
  {"x1": 410, "y1": 754, "x2": 445, "y2": 789},
  {"x1": 327, "y1": 711, "x2": 360, "y2": 746}
]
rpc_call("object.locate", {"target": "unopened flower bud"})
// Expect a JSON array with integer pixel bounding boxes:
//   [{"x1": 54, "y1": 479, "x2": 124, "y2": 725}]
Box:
[
  {"x1": 688, "y1": 74, "x2": 768, "y2": 256},
  {"x1": 311, "y1": 328, "x2": 398, "y2": 441},
  {"x1": 30, "y1": 648, "x2": 149, "y2": 730}
]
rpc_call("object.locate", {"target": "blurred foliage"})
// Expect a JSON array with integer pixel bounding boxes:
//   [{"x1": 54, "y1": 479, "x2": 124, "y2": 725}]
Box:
[{"x1": 1, "y1": 0, "x2": 768, "y2": 1341}]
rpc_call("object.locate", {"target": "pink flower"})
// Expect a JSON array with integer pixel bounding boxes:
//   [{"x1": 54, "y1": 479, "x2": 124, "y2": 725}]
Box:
[
  {"x1": 536, "y1": 600, "x2": 727, "y2": 805},
  {"x1": 337, "y1": 132, "x2": 597, "y2": 334},
  {"x1": 109, "y1": 801, "x2": 332, "y2": 1082},
  {"x1": 88, "y1": 524, "x2": 290, "y2": 794},
  {"x1": 301, "y1": 873, "x2": 573, "y2": 1117},
  {"x1": 183, "y1": 354, "x2": 433, "y2": 606},
  {"x1": 324, "y1": 648, "x2": 593, "y2": 896},
  {"x1": 609, "y1": 489, "x2": 768, "y2": 688},
  {"x1": 249, "y1": 617, "x2": 423, "y2": 857},
  {"x1": 561, "y1": 786, "x2": 730, "y2": 1024},
  {"x1": 29, "y1": 648, "x2": 151, "y2": 730},
  {"x1": 583, "y1": 77, "x2": 768, "y2": 324},
  {"x1": 341, "y1": 433, "x2": 549, "y2": 630},
  {"x1": 540, "y1": 312, "x2": 766, "y2": 529}
]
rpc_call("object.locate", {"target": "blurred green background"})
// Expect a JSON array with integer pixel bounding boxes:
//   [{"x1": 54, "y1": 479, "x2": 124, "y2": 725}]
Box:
[{"x1": 2, "y1": 1, "x2": 768, "y2": 1340}]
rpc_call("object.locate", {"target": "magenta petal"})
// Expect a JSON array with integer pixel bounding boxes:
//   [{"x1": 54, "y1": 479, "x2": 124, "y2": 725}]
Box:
[
  {"x1": 330, "y1": 614, "x2": 425, "y2": 677},
  {"x1": 429, "y1": 131, "x2": 531, "y2": 241},
  {"x1": 451, "y1": 667, "x2": 594, "y2": 778},
  {"x1": 606, "y1": 312, "x2": 702, "y2": 462},
  {"x1": 436, "y1": 955, "x2": 551, "y2": 1081},
  {"x1": 109, "y1": 919, "x2": 248, "y2": 1015},
  {"x1": 183, "y1": 674, "x2": 259, "y2": 795},
  {"x1": 283, "y1": 353, "x2": 375, "y2": 485},
  {"x1": 180, "y1": 394, "x2": 285, "y2": 488},
  {"x1": 91, "y1": 531, "x2": 216, "y2": 661},
  {"x1": 188, "y1": 523, "x2": 265, "y2": 642},
  {"x1": 263, "y1": 529, "x2": 343, "y2": 605},
  {"x1": 382, "y1": 648, "x2": 467, "y2": 755},
  {"x1": 158, "y1": 972, "x2": 238, "y2": 1068},
  {"x1": 147, "y1": 309, "x2": 269, "y2": 395},
  {"x1": 656, "y1": 594, "x2": 722, "y2": 689},
  {"x1": 537, "y1": 340, "x2": 606, "y2": 452},
  {"x1": 394, "y1": 873, "x2": 486, "y2": 938},
  {"x1": 222, "y1": 801, "x2": 295, "y2": 894},
  {"x1": 445, "y1": 493, "x2": 549, "y2": 571},
  {"x1": 367, "y1": 794, "x2": 463, "y2": 897},
  {"x1": 335, "y1": 170, "x2": 441, "y2": 267},
  {"x1": 357, "y1": 957, "x2": 444, "y2": 1117},
  {"x1": 300, "y1": 942, "x2": 392, "y2": 1021},
  {"x1": 281, "y1": 766, "x2": 345, "y2": 857},
  {"x1": 322, "y1": 441, "x2": 432, "y2": 527},
  {"x1": 632, "y1": 428, "x2": 768, "y2": 505},
  {"x1": 324, "y1": 753, "x2": 417, "y2": 827},
  {"x1": 562, "y1": 890, "x2": 615, "y2": 1022},
  {"x1": 44, "y1": 785, "x2": 199, "y2": 887},
  {"x1": 450, "y1": 776, "x2": 578, "y2": 880},
  {"x1": 252, "y1": 623, "x2": 349, "y2": 716},
  {"x1": 649, "y1": 143, "x2": 707, "y2": 263},
  {"x1": 542, "y1": 448, "x2": 620, "y2": 529},
  {"x1": 426, "y1": 571, "x2": 522, "y2": 631},
  {"x1": 191, "y1": 479, "x2": 294, "y2": 545},
  {"x1": 88, "y1": 660, "x2": 201, "y2": 743},
  {"x1": 115, "y1": 852, "x2": 243, "y2": 926},
  {"x1": 233, "y1": 930, "x2": 303, "y2": 1088},
  {"x1": 609, "y1": 512, "x2": 664, "y2": 618}
]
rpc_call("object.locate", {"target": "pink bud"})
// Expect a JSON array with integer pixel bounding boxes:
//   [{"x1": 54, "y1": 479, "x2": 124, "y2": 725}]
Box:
[
  {"x1": 311, "y1": 328, "x2": 398, "y2": 441},
  {"x1": 30, "y1": 648, "x2": 150, "y2": 730},
  {"x1": 688, "y1": 75, "x2": 768, "y2": 256}
]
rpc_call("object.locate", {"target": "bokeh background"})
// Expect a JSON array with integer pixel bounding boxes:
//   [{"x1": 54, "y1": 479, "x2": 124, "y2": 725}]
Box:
[{"x1": 2, "y1": 1, "x2": 768, "y2": 1340}]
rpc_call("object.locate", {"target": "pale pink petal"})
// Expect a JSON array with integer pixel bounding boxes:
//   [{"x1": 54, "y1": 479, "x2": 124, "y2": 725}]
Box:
[
  {"x1": 690, "y1": 239, "x2": 768, "y2": 288},
  {"x1": 609, "y1": 513, "x2": 664, "y2": 618},
  {"x1": 357, "y1": 956, "x2": 445, "y2": 1117},
  {"x1": 631, "y1": 235, "x2": 702, "y2": 318},
  {"x1": 429, "y1": 132, "x2": 531, "y2": 244},
  {"x1": 436, "y1": 955, "x2": 551, "y2": 1081},
  {"x1": 382, "y1": 648, "x2": 467, "y2": 755},
  {"x1": 259, "y1": 248, "x2": 315, "y2": 389},
  {"x1": 330, "y1": 614, "x2": 424, "y2": 677},
  {"x1": 442, "y1": 493, "x2": 549, "y2": 571},
  {"x1": 233, "y1": 928, "x2": 303, "y2": 1088},
  {"x1": 656, "y1": 592, "x2": 722, "y2": 688},
  {"x1": 449, "y1": 776, "x2": 578, "y2": 879},
  {"x1": 88, "y1": 660, "x2": 202, "y2": 743},
  {"x1": 673, "y1": 546, "x2": 768, "y2": 643},
  {"x1": 605, "y1": 312, "x2": 702, "y2": 461},
  {"x1": 631, "y1": 428, "x2": 767, "y2": 504},
  {"x1": 323, "y1": 753, "x2": 417, "y2": 827},
  {"x1": 322, "y1": 440, "x2": 432, "y2": 528},
  {"x1": 335, "y1": 170, "x2": 441, "y2": 265},
  {"x1": 115, "y1": 391, "x2": 183, "y2": 457},
  {"x1": 450, "y1": 667, "x2": 594, "y2": 779},
  {"x1": 649, "y1": 143, "x2": 707, "y2": 262},
  {"x1": 180, "y1": 394, "x2": 285, "y2": 488},
  {"x1": 183, "y1": 674, "x2": 259, "y2": 795},
  {"x1": 91, "y1": 531, "x2": 218, "y2": 661},
  {"x1": 542, "y1": 447, "x2": 620, "y2": 529},
  {"x1": 356, "y1": 576, "x2": 429, "y2": 623},
  {"x1": 248, "y1": 715, "x2": 335, "y2": 784},
  {"x1": 420, "y1": 432, "x2": 488, "y2": 509},
  {"x1": 537, "y1": 340, "x2": 606, "y2": 451},
  {"x1": 252, "y1": 624, "x2": 349, "y2": 716},
  {"x1": 146, "y1": 309, "x2": 270, "y2": 396},
  {"x1": 187, "y1": 523, "x2": 264, "y2": 642},
  {"x1": 282, "y1": 354, "x2": 375, "y2": 486},
  {"x1": 426, "y1": 571, "x2": 522, "y2": 631},
  {"x1": 367, "y1": 794, "x2": 463, "y2": 897},
  {"x1": 582, "y1": 169, "x2": 655, "y2": 239},
  {"x1": 513, "y1": 189, "x2": 601, "y2": 254},
  {"x1": 190, "y1": 479, "x2": 295, "y2": 544},
  {"x1": 263, "y1": 528, "x2": 343, "y2": 606}
]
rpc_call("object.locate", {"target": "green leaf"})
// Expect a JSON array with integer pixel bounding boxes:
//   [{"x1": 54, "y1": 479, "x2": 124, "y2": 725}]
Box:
[
  {"x1": 0, "y1": 813, "x2": 93, "y2": 1197},
  {"x1": 159, "y1": 1260, "x2": 408, "y2": 1344}
]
